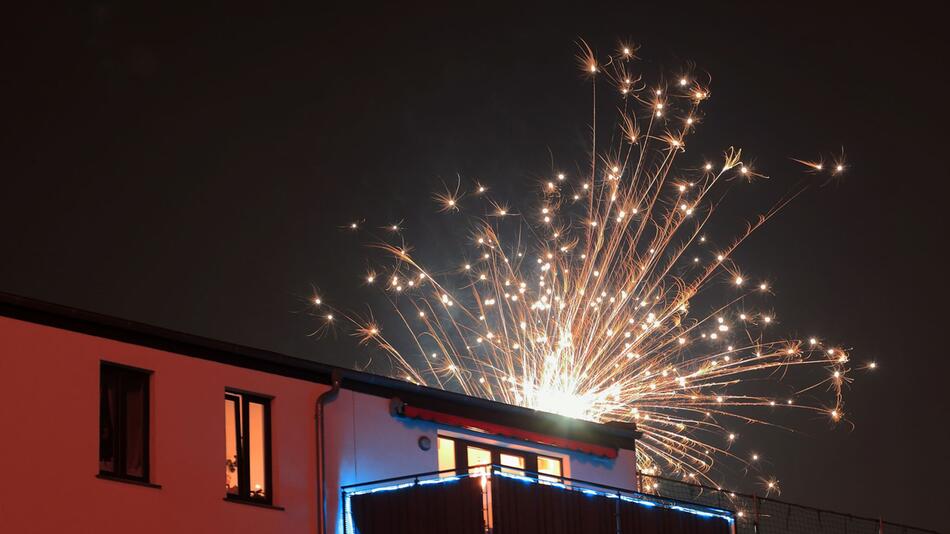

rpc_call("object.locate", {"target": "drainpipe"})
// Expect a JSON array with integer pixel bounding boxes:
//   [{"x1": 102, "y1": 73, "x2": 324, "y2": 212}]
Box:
[{"x1": 316, "y1": 370, "x2": 342, "y2": 534}]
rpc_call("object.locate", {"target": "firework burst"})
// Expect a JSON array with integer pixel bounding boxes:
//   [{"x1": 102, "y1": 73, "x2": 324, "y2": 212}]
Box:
[{"x1": 311, "y1": 40, "x2": 871, "y2": 486}]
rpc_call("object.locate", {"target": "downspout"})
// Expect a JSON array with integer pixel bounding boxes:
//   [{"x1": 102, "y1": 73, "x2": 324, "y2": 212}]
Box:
[{"x1": 316, "y1": 370, "x2": 342, "y2": 534}]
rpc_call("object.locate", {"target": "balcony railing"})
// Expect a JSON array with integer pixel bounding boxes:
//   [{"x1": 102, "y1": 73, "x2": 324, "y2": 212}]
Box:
[
  {"x1": 638, "y1": 474, "x2": 941, "y2": 534},
  {"x1": 342, "y1": 465, "x2": 734, "y2": 534}
]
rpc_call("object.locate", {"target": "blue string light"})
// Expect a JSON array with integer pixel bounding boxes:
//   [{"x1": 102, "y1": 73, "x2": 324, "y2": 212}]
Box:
[
  {"x1": 491, "y1": 470, "x2": 733, "y2": 523},
  {"x1": 343, "y1": 468, "x2": 733, "y2": 533}
]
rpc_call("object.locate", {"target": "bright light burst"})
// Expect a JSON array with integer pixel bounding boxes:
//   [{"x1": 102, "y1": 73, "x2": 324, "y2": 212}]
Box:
[{"x1": 313, "y1": 40, "x2": 869, "y2": 486}]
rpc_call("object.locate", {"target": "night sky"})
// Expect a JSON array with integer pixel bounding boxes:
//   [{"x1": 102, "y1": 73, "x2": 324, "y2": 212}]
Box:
[{"x1": 3, "y1": 3, "x2": 947, "y2": 530}]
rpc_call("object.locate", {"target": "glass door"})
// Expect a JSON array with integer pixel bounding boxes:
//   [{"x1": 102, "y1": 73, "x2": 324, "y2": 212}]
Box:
[{"x1": 437, "y1": 436, "x2": 564, "y2": 480}]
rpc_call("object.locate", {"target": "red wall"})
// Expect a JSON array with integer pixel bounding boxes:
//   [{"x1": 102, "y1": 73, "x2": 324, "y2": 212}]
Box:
[
  {"x1": 0, "y1": 313, "x2": 643, "y2": 533},
  {"x1": 0, "y1": 316, "x2": 328, "y2": 534}
]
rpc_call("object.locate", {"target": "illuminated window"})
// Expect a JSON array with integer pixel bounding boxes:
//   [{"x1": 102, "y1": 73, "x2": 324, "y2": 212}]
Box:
[
  {"x1": 499, "y1": 453, "x2": 525, "y2": 469},
  {"x1": 99, "y1": 362, "x2": 150, "y2": 482},
  {"x1": 537, "y1": 455, "x2": 563, "y2": 481},
  {"x1": 499, "y1": 452, "x2": 526, "y2": 474},
  {"x1": 225, "y1": 391, "x2": 271, "y2": 503},
  {"x1": 467, "y1": 446, "x2": 491, "y2": 474},
  {"x1": 437, "y1": 436, "x2": 568, "y2": 481},
  {"x1": 437, "y1": 437, "x2": 456, "y2": 476}
]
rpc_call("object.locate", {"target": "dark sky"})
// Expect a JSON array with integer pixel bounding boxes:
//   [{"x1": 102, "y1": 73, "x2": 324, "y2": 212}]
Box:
[{"x1": 3, "y1": 3, "x2": 948, "y2": 531}]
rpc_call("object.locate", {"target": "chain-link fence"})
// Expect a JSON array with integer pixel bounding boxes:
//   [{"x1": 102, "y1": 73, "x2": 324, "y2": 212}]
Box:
[{"x1": 639, "y1": 474, "x2": 939, "y2": 534}]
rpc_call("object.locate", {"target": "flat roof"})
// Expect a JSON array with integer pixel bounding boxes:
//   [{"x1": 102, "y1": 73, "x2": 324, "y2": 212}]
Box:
[{"x1": 0, "y1": 291, "x2": 640, "y2": 450}]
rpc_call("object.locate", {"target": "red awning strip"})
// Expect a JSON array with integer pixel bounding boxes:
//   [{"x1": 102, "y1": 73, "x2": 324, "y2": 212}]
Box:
[{"x1": 396, "y1": 403, "x2": 618, "y2": 459}]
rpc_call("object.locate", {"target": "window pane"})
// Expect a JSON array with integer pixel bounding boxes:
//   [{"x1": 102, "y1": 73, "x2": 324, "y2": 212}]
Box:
[
  {"x1": 437, "y1": 437, "x2": 455, "y2": 476},
  {"x1": 99, "y1": 363, "x2": 149, "y2": 480},
  {"x1": 248, "y1": 401, "x2": 267, "y2": 498},
  {"x1": 499, "y1": 453, "x2": 524, "y2": 468},
  {"x1": 499, "y1": 453, "x2": 525, "y2": 475},
  {"x1": 123, "y1": 375, "x2": 147, "y2": 478},
  {"x1": 467, "y1": 446, "x2": 491, "y2": 474},
  {"x1": 225, "y1": 391, "x2": 271, "y2": 503},
  {"x1": 538, "y1": 456, "x2": 562, "y2": 480},
  {"x1": 99, "y1": 368, "x2": 117, "y2": 473},
  {"x1": 225, "y1": 397, "x2": 240, "y2": 494}
]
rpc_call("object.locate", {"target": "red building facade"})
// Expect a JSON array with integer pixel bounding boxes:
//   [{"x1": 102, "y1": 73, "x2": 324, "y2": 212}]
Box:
[{"x1": 0, "y1": 293, "x2": 733, "y2": 534}]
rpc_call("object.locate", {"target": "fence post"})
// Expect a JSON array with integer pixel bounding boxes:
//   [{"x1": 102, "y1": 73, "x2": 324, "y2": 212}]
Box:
[
  {"x1": 753, "y1": 494, "x2": 760, "y2": 534},
  {"x1": 615, "y1": 491, "x2": 622, "y2": 534}
]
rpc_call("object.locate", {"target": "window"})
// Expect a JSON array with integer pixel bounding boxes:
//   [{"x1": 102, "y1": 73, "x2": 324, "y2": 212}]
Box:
[
  {"x1": 466, "y1": 445, "x2": 491, "y2": 474},
  {"x1": 437, "y1": 436, "x2": 565, "y2": 480},
  {"x1": 499, "y1": 453, "x2": 525, "y2": 469},
  {"x1": 225, "y1": 391, "x2": 272, "y2": 503},
  {"x1": 437, "y1": 437, "x2": 456, "y2": 476},
  {"x1": 537, "y1": 455, "x2": 563, "y2": 481},
  {"x1": 99, "y1": 362, "x2": 151, "y2": 482},
  {"x1": 499, "y1": 452, "x2": 526, "y2": 475}
]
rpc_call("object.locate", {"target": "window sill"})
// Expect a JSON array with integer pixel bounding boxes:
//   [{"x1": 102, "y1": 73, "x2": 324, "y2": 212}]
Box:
[
  {"x1": 96, "y1": 473, "x2": 162, "y2": 489},
  {"x1": 224, "y1": 496, "x2": 284, "y2": 511}
]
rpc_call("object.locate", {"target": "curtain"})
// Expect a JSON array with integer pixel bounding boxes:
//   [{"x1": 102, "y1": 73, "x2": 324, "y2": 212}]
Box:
[
  {"x1": 99, "y1": 369, "x2": 116, "y2": 472},
  {"x1": 124, "y1": 378, "x2": 145, "y2": 477}
]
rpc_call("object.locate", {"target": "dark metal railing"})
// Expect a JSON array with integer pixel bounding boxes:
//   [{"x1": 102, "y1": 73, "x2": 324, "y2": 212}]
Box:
[
  {"x1": 638, "y1": 474, "x2": 940, "y2": 534},
  {"x1": 342, "y1": 464, "x2": 734, "y2": 534}
]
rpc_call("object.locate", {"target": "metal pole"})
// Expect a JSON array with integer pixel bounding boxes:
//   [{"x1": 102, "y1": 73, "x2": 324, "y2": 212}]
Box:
[
  {"x1": 753, "y1": 494, "x2": 760, "y2": 534},
  {"x1": 615, "y1": 491, "x2": 622, "y2": 534}
]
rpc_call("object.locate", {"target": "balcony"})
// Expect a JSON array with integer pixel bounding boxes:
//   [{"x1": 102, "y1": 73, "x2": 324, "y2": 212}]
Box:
[{"x1": 342, "y1": 465, "x2": 734, "y2": 534}]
